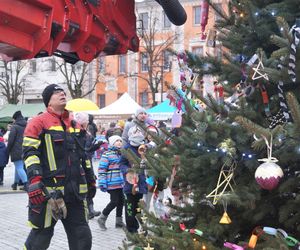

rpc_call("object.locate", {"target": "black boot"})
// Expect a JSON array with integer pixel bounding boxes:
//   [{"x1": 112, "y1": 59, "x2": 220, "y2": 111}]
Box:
[
  {"x1": 20, "y1": 182, "x2": 28, "y2": 192},
  {"x1": 88, "y1": 204, "x2": 101, "y2": 219},
  {"x1": 11, "y1": 183, "x2": 17, "y2": 190}
]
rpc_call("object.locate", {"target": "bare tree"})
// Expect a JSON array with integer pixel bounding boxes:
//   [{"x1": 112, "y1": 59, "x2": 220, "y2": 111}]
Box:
[
  {"x1": 0, "y1": 60, "x2": 28, "y2": 104},
  {"x1": 137, "y1": 10, "x2": 178, "y2": 106},
  {"x1": 57, "y1": 59, "x2": 103, "y2": 99}
]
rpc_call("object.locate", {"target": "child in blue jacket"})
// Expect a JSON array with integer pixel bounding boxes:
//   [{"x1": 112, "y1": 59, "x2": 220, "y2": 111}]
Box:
[
  {"x1": 0, "y1": 133, "x2": 8, "y2": 185},
  {"x1": 98, "y1": 135, "x2": 124, "y2": 230}
]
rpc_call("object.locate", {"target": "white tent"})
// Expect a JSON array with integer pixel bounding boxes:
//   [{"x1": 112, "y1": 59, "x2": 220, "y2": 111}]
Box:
[{"x1": 89, "y1": 92, "x2": 142, "y2": 119}]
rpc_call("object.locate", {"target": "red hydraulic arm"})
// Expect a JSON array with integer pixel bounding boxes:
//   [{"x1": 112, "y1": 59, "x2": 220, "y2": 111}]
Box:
[{"x1": 0, "y1": 0, "x2": 139, "y2": 64}]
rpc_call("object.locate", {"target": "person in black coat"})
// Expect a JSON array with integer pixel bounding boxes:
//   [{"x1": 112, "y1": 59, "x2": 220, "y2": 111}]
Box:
[
  {"x1": 7, "y1": 111, "x2": 28, "y2": 190},
  {"x1": 0, "y1": 133, "x2": 8, "y2": 185}
]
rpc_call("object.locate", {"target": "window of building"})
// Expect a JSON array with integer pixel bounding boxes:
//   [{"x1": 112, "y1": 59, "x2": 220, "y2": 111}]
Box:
[
  {"x1": 139, "y1": 12, "x2": 149, "y2": 30},
  {"x1": 140, "y1": 53, "x2": 149, "y2": 72},
  {"x1": 30, "y1": 61, "x2": 37, "y2": 74},
  {"x1": 139, "y1": 92, "x2": 148, "y2": 107},
  {"x1": 163, "y1": 11, "x2": 171, "y2": 28},
  {"x1": 98, "y1": 94, "x2": 105, "y2": 108},
  {"x1": 98, "y1": 57, "x2": 106, "y2": 74},
  {"x1": 192, "y1": 46, "x2": 204, "y2": 57},
  {"x1": 163, "y1": 50, "x2": 172, "y2": 70},
  {"x1": 50, "y1": 58, "x2": 56, "y2": 71},
  {"x1": 119, "y1": 55, "x2": 126, "y2": 74},
  {"x1": 193, "y1": 6, "x2": 201, "y2": 25}
]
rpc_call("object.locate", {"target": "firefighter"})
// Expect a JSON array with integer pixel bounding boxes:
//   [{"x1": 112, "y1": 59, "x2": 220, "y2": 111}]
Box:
[{"x1": 23, "y1": 84, "x2": 94, "y2": 250}]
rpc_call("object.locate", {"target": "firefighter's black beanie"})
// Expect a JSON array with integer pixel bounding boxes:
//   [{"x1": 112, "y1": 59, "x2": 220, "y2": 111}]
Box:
[{"x1": 42, "y1": 84, "x2": 64, "y2": 107}]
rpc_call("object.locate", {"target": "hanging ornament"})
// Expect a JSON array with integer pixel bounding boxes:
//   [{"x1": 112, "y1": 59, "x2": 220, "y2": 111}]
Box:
[
  {"x1": 143, "y1": 243, "x2": 154, "y2": 250},
  {"x1": 213, "y1": 81, "x2": 224, "y2": 105},
  {"x1": 206, "y1": 159, "x2": 237, "y2": 205},
  {"x1": 251, "y1": 57, "x2": 269, "y2": 81},
  {"x1": 219, "y1": 200, "x2": 232, "y2": 224},
  {"x1": 248, "y1": 227, "x2": 264, "y2": 249},
  {"x1": 255, "y1": 162, "x2": 284, "y2": 190},
  {"x1": 254, "y1": 135, "x2": 284, "y2": 190},
  {"x1": 200, "y1": 0, "x2": 209, "y2": 39},
  {"x1": 171, "y1": 110, "x2": 182, "y2": 128}
]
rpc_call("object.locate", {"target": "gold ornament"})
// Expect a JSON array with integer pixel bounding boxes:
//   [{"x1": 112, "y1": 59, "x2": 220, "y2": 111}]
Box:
[
  {"x1": 219, "y1": 212, "x2": 232, "y2": 224},
  {"x1": 206, "y1": 159, "x2": 236, "y2": 205},
  {"x1": 144, "y1": 243, "x2": 154, "y2": 250}
]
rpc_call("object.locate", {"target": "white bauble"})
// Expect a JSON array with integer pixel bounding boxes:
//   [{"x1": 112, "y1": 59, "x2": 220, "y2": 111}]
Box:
[{"x1": 255, "y1": 162, "x2": 283, "y2": 190}]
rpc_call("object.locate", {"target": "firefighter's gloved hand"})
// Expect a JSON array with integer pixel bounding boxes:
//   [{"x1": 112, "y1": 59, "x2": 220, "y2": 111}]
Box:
[
  {"x1": 49, "y1": 191, "x2": 67, "y2": 220},
  {"x1": 48, "y1": 197, "x2": 60, "y2": 221},
  {"x1": 28, "y1": 176, "x2": 46, "y2": 205},
  {"x1": 55, "y1": 197, "x2": 67, "y2": 219}
]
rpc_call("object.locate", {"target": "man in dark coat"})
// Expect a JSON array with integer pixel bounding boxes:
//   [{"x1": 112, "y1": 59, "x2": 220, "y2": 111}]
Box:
[{"x1": 7, "y1": 110, "x2": 28, "y2": 190}]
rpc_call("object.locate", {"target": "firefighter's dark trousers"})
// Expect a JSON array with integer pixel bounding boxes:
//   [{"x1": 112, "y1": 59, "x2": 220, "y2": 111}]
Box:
[{"x1": 24, "y1": 200, "x2": 92, "y2": 250}]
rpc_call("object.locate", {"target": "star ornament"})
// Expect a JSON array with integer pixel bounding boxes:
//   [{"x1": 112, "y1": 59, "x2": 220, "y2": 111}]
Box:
[
  {"x1": 252, "y1": 59, "x2": 269, "y2": 81},
  {"x1": 144, "y1": 243, "x2": 154, "y2": 250}
]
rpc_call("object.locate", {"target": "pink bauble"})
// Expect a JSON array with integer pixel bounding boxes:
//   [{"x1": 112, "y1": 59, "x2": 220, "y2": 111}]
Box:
[{"x1": 255, "y1": 162, "x2": 284, "y2": 190}]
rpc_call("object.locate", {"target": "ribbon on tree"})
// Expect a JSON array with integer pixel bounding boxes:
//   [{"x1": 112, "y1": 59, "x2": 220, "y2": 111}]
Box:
[
  {"x1": 288, "y1": 23, "x2": 300, "y2": 83},
  {"x1": 268, "y1": 21, "x2": 300, "y2": 128}
]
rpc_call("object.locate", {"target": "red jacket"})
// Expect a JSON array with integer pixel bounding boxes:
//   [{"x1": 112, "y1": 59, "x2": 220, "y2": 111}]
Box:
[{"x1": 23, "y1": 108, "x2": 94, "y2": 202}]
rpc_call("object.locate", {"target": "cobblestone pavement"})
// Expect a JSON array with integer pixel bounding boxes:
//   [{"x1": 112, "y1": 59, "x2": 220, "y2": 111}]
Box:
[{"x1": 0, "y1": 161, "x2": 127, "y2": 250}]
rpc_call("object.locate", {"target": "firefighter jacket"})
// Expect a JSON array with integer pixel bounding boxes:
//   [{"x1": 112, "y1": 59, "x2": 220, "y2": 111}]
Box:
[{"x1": 23, "y1": 108, "x2": 94, "y2": 202}]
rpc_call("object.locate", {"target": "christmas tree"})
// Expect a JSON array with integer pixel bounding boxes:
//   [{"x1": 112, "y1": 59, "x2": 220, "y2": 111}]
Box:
[{"x1": 123, "y1": 1, "x2": 300, "y2": 249}]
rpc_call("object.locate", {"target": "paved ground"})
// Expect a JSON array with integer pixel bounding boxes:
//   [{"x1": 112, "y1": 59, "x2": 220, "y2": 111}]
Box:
[{"x1": 0, "y1": 161, "x2": 127, "y2": 250}]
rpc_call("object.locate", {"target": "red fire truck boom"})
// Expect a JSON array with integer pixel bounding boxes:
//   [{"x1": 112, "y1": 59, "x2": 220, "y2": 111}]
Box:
[
  {"x1": 0, "y1": 0, "x2": 139, "y2": 64},
  {"x1": 0, "y1": 0, "x2": 186, "y2": 64}
]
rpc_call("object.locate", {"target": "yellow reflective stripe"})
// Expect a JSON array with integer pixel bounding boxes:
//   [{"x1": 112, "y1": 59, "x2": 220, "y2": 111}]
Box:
[
  {"x1": 45, "y1": 134, "x2": 57, "y2": 171},
  {"x1": 79, "y1": 184, "x2": 88, "y2": 194},
  {"x1": 27, "y1": 221, "x2": 39, "y2": 229},
  {"x1": 23, "y1": 245, "x2": 27, "y2": 250},
  {"x1": 48, "y1": 126, "x2": 64, "y2": 131},
  {"x1": 23, "y1": 137, "x2": 41, "y2": 149},
  {"x1": 46, "y1": 186, "x2": 64, "y2": 192},
  {"x1": 24, "y1": 155, "x2": 40, "y2": 169},
  {"x1": 45, "y1": 201, "x2": 52, "y2": 228},
  {"x1": 84, "y1": 200, "x2": 88, "y2": 222},
  {"x1": 85, "y1": 160, "x2": 91, "y2": 169},
  {"x1": 69, "y1": 128, "x2": 80, "y2": 133}
]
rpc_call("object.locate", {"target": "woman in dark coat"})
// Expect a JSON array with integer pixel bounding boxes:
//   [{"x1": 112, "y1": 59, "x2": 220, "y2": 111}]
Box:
[{"x1": 7, "y1": 111, "x2": 28, "y2": 190}]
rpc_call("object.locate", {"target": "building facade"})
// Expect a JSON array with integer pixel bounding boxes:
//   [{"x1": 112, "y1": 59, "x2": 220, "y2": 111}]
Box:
[
  {"x1": 0, "y1": 57, "x2": 98, "y2": 108},
  {"x1": 95, "y1": 0, "x2": 228, "y2": 108}
]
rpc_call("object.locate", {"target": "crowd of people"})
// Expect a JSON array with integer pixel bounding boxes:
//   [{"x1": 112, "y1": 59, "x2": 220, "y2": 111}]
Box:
[{"x1": 0, "y1": 84, "x2": 174, "y2": 250}]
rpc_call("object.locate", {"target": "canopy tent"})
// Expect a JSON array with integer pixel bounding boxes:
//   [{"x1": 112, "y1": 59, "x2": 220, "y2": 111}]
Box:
[
  {"x1": 0, "y1": 103, "x2": 45, "y2": 118},
  {"x1": 89, "y1": 92, "x2": 142, "y2": 119},
  {"x1": 147, "y1": 100, "x2": 176, "y2": 120}
]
